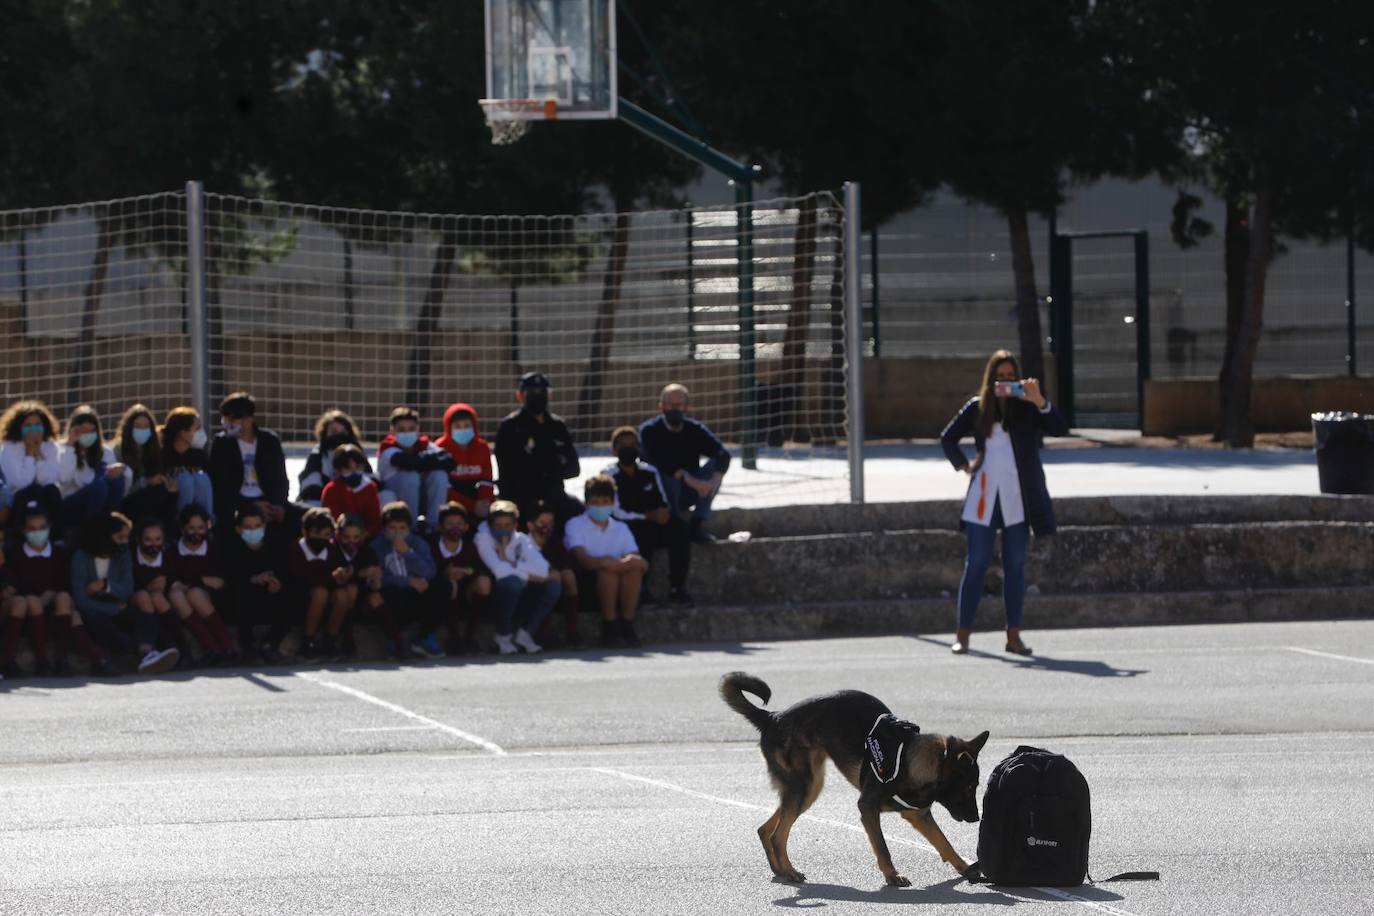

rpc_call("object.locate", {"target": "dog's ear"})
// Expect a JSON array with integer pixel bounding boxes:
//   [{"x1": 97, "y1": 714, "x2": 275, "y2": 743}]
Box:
[{"x1": 968, "y1": 730, "x2": 990, "y2": 756}]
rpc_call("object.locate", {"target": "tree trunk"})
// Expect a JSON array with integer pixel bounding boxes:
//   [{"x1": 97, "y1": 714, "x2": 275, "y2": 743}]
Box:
[
  {"x1": 1214, "y1": 196, "x2": 1250, "y2": 440},
  {"x1": 578, "y1": 211, "x2": 633, "y2": 439},
  {"x1": 783, "y1": 196, "x2": 817, "y2": 441},
  {"x1": 406, "y1": 227, "x2": 460, "y2": 410},
  {"x1": 1220, "y1": 187, "x2": 1272, "y2": 448},
  {"x1": 1007, "y1": 206, "x2": 1046, "y2": 381},
  {"x1": 68, "y1": 213, "x2": 115, "y2": 406}
]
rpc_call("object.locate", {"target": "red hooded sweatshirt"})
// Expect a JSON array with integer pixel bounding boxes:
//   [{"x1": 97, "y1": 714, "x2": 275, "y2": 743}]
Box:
[{"x1": 435, "y1": 402, "x2": 495, "y2": 512}]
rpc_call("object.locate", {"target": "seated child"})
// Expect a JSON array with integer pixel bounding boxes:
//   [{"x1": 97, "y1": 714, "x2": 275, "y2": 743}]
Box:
[
  {"x1": 564, "y1": 475, "x2": 649, "y2": 649},
  {"x1": 329, "y1": 513, "x2": 400, "y2": 660},
  {"x1": 428, "y1": 502, "x2": 492, "y2": 655},
  {"x1": 222, "y1": 504, "x2": 291, "y2": 664},
  {"x1": 474, "y1": 500, "x2": 562, "y2": 656},
  {"x1": 1, "y1": 504, "x2": 100, "y2": 677},
  {"x1": 292, "y1": 507, "x2": 351, "y2": 662},
  {"x1": 368, "y1": 501, "x2": 444, "y2": 659},
  {"x1": 321, "y1": 444, "x2": 382, "y2": 537},
  {"x1": 167, "y1": 503, "x2": 236, "y2": 665}
]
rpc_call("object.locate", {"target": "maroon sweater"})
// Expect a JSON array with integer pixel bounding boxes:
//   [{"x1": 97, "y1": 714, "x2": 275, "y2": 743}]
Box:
[
  {"x1": 331, "y1": 542, "x2": 379, "y2": 585},
  {"x1": 288, "y1": 540, "x2": 335, "y2": 590},
  {"x1": 9, "y1": 544, "x2": 71, "y2": 595},
  {"x1": 168, "y1": 540, "x2": 221, "y2": 589},
  {"x1": 133, "y1": 550, "x2": 170, "y2": 591},
  {"x1": 430, "y1": 535, "x2": 483, "y2": 580}
]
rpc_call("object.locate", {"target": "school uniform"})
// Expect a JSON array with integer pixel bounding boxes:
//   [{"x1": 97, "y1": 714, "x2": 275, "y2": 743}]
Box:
[
  {"x1": 222, "y1": 534, "x2": 291, "y2": 647},
  {"x1": 288, "y1": 538, "x2": 336, "y2": 591},
  {"x1": 133, "y1": 549, "x2": 169, "y2": 592},
  {"x1": 167, "y1": 539, "x2": 221, "y2": 591},
  {"x1": 0, "y1": 543, "x2": 68, "y2": 671}
]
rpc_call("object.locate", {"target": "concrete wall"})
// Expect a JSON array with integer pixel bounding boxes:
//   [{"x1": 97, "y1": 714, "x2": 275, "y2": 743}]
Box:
[{"x1": 1144, "y1": 376, "x2": 1374, "y2": 436}]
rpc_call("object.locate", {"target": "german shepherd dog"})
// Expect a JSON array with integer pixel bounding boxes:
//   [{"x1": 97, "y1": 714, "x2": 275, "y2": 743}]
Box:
[{"x1": 720, "y1": 671, "x2": 989, "y2": 887}]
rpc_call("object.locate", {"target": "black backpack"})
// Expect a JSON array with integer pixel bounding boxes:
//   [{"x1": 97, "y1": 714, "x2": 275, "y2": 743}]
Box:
[{"x1": 975, "y1": 745, "x2": 1091, "y2": 886}]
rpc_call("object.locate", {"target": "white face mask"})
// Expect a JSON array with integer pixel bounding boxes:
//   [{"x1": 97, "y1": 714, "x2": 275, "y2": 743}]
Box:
[{"x1": 191, "y1": 429, "x2": 208, "y2": 450}]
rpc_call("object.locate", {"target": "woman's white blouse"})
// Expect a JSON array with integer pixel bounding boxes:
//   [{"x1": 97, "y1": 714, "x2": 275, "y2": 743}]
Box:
[{"x1": 961, "y1": 422, "x2": 1026, "y2": 528}]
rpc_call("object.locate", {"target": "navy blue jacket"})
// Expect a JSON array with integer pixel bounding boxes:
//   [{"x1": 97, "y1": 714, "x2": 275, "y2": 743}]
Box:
[{"x1": 940, "y1": 396, "x2": 1069, "y2": 536}]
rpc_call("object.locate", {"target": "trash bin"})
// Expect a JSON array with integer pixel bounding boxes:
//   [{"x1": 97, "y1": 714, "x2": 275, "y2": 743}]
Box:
[{"x1": 1311, "y1": 412, "x2": 1374, "y2": 494}]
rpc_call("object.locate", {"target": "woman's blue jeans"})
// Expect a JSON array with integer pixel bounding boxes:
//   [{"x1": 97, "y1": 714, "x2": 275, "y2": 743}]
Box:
[{"x1": 957, "y1": 500, "x2": 1029, "y2": 630}]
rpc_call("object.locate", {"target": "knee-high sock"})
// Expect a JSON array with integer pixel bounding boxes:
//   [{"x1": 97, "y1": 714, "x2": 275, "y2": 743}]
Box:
[
  {"x1": 560, "y1": 593, "x2": 580, "y2": 637},
  {"x1": 28, "y1": 614, "x2": 50, "y2": 664},
  {"x1": 1, "y1": 615, "x2": 24, "y2": 664},
  {"x1": 371, "y1": 600, "x2": 403, "y2": 644},
  {"x1": 204, "y1": 613, "x2": 234, "y2": 652},
  {"x1": 464, "y1": 593, "x2": 487, "y2": 640},
  {"x1": 182, "y1": 614, "x2": 219, "y2": 653},
  {"x1": 67, "y1": 619, "x2": 105, "y2": 661}
]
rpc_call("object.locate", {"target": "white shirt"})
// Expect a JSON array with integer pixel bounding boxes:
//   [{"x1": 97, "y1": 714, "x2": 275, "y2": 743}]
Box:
[
  {"x1": 94, "y1": 556, "x2": 111, "y2": 580},
  {"x1": 0, "y1": 440, "x2": 61, "y2": 491},
  {"x1": 56, "y1": 442, "x2": 118, "y2": 496},
  {"x1": 474, "y1": 522, "x2": 549, "y2": 582},
  {"x1": 298, "y1": 540, "x2": 329, "y2": 563},
  {"x1": 961, "y1": 423, "x2": 1026, "y2": 528},
  {"x1": 238, "y1": 438, "x2": 263, "y2": 498},
  {"x1": 564, "y1": 513, "x2": 639, "y2": 559},
  {"x1": 136, "y1": 550, "x2": 164, "y2": 569},
  {"x1": 177, "y1": 539, "x2": 208, "y2": 557}
]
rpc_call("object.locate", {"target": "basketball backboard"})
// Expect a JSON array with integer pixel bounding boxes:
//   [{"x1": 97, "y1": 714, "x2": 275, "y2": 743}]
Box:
[{"x1": 484, "y1": 0, "x2": 617, "y2": 121}]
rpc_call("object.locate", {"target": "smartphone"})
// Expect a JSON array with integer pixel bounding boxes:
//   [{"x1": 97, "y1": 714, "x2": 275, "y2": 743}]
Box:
[{"x1": 994, "y1": 380, "x2": 1026, "y2": 398}]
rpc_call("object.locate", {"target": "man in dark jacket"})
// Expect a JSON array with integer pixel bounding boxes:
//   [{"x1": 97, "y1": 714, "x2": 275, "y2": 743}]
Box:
[
  {"x1": 209, "y1": 392, "x2": 299, "y2": 536},
  {"x1": 638, "y1": 383, "x2": 730, "y2": 544},
  {"x1": 494, "y1": 372, "x2": 582, "y2": 523}
]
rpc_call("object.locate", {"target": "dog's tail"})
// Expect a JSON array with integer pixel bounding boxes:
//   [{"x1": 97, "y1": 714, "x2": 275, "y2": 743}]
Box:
[{"x1": 719, "y1": 671, "x2": 775, "y2": 733}]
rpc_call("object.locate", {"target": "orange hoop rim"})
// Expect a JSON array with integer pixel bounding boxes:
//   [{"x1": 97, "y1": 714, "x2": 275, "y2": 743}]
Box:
[{"x1": 479, "y1": 98, "x2": 559, "y2": 121}]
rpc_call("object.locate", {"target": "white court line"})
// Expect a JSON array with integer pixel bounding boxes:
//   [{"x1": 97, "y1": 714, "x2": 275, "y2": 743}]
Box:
[
  {"x1": 1286, "y1": 646, "x2": 1374, "y2": 666},
  {"x1": 591, "y1": 767, "x2": 1146, "y2": 916},
  {"x1": 294, "y1": 671, "x2": 504, "y2": 755}
]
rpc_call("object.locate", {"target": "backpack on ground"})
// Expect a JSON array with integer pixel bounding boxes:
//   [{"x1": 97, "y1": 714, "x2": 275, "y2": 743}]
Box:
[{"x1": 975, "y1": 745, "x2": 1092, "y2": 886}]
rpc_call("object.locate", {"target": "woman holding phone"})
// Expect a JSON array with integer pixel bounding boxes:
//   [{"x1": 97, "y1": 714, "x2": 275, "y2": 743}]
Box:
[{"x1": 940, "y1": 349, "x2": 1068, "y2": 656}]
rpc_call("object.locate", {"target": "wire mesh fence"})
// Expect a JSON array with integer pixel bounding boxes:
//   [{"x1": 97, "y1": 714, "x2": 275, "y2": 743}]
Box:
[{"x1": 0, "y1": 187, "x2": 855, "y2": 504}]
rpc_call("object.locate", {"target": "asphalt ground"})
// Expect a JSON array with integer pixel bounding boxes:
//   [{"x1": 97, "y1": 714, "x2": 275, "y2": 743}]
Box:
[{"x1": 2, "y1": 619, "x2": 1371, "y2": 915}]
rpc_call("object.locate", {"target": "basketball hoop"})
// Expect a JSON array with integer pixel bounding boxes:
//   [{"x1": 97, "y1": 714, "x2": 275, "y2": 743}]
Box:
[{"x1": 480, "y1": 98, "x2": 558, "y2": 145}]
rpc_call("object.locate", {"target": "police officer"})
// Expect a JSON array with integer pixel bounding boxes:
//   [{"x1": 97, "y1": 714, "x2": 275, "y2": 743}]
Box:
[{"x1": 494, "y1": 372, "x2": 582, "y2": 524}]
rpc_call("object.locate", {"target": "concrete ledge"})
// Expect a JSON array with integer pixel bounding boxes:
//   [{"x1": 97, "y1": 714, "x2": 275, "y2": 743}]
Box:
[{"x1": 1144, "y1": 375, "x2": 1374, "y2": 436}]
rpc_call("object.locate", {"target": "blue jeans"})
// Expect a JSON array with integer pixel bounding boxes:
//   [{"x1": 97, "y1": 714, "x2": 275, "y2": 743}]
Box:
[
  {"x1": 659, "y1": 457, "x2": 721, "y2": 521},
  {"x1": 491, "y1": 575, "x2": 562, "y2": 637},
  {"x1": 175, "y1": 470, "x2": 215, "y2": 519},
  {"x1": 0, "y1": 480, "x2": 11, "y2": 512},
  {"x1": 957, "y1": 500, "x2": 1029, "y2": 630},
  {"x1": 381, "y1": 470, "x2": 450, "y2": 525},
  {"x1": 62, "y1": 474, "x2": 126, "y2": 528}
]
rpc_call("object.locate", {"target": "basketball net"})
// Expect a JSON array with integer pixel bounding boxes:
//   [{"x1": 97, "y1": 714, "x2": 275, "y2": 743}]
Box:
[{"x1": 480, "y1": 99, "x2": 557, "y2": 145}]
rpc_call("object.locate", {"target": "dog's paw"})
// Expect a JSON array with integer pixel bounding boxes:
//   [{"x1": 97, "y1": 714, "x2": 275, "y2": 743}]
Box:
[
  {"x1": 779, "y1": 869, "x2": 806, "y2": 884},
  {"x1": 886, "y1": 873, "x2": 911, "y2": 888}
]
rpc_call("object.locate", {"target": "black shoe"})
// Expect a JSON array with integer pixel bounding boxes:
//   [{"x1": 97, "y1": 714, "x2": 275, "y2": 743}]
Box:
[
  {"x1": 91, "y1": 657, "x2": 115, "y2": 677},
  {"x1": 689, "y1": 519, "x2": 717, "y2": 545},
  {"x1": 258, "y1": 644, "x2": 284, "y2": 666},
  {"x1": 620, "y1": 619, "x2": 642, "y2": 649},
  {"x1": 298, "y1": 639, "x2": 322, "y2": 663},
  {"x1": 600, "y1": 621, "x2": 623, "y2": 649},
  {"x1": 564, "y1": 630, "x2": 583, "y2": 649},
  {"x1": 318, "y1": 636, "x2": 340, "y2": 663},
  {"x1": 668, "y1": 588, "x2": 695, "y2": 608},
  {"x1": 638, "y1": 589, "x2": 658, "y2": 608},
  {"x1": 33, "y1": 658, "x2": 52, "y2": 677},
  {"x1": 1, "y1": 662, "x2": 22, "y2": 679}
]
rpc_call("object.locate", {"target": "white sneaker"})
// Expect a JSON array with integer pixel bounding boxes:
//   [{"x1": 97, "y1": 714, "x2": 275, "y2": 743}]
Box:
[
  {"x1": 138, "y1": 647, "x2": 181, "y2": 675},
  {"x1": 513, "y1": 628, "x2": 543, "y2": 654},
  {"x1": 494, "y1": 634, "x2": 518, "y2": 656}
]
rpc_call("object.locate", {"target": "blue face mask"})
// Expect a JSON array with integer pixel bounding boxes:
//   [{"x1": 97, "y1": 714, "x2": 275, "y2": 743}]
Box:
[
  {"x1": 453, "y1": 428, "x2": 475, "y2": 446},
  {"x1": 663, "y1": 408, "x2": 686, "y2": 428},
  {"x1": 388, "y1": 527, "x2": 409, "y2": 542},
  {"x1": 132, "y1": 427, "x2": 154, "y2": 445},
  {"x1": 343, "y1": 472, "x2": 364, "y2": 488},
  {"x1": 493, "y1": 528, "x2": 514, "y2": 543},
  {"x1": 25, "y1": 528, "x2": 50, "y2": 549},
  {"x1": 587, "y1": 505, "x2": 615, "y2": 523},
  {"x1": 396, "y1": 431, "x2": 419, "y2": 449},
  {"x1": 78, "y1": 432, "x2": 99, "y2": 448},
  {"x1": 240, "y1": 527, "x2": 266, "y2": 546}
]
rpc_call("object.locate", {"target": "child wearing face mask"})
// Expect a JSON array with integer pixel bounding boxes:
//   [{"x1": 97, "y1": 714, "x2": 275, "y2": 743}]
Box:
[
  {"x1": 564, "y1": 475, "x2": 648, "y2": 649},
  {"x1": 0, "y1": 401, "x2": 64, "y2": 537},
  {"x1": 56, "y1": 405, "x2": 127, "y2": 531},
  {"x1": 427, "y1": 502, "x2": 492, "y2": 656},
  {"x1": 369, "y1": 501, "x2": 445, "y2": 659},
  {"x1": 529, "y1": 500, "x2": 583, "y2": 649},
  {"x1": 167, "y1": 504, "x2": 237, "y2": 665},
  {"x1": 377, "y1": 407, "x2": 455, "y2": 530},
  {"x1": 72, "y1": 512, "x2": 180, "y2": 675},
  {"x1": 222, "y1": 505, "x2": 291, "y2": 665},
  {"x1": 298, "y1": 409, "x2": 373, "y2": 506},
  {"x1": 330, "y1": 513, "x2": 405, "y2": 660},
  {"x1": 321, "y1": 444, "x2": 382, "y2": 537},
  {"x1": 292, "y1": 508, "x2": 351, "y2": 662},
  {"x1": 5, "y1": 503, "x2": 111, "y2": 677},
  {"x1": 474, "y1": 499, "x2": 561, "y2": 656},
  {"x1": 115, "y1": 404, "x2": 175, "y2": 527},
  {"x1": 132, "y1": 517, "x2": 198, "y2": 660},
  {"x1": 435, "y1": 403, "x2": 495, "y2": 520},
  {"x1": 161, "y1": 406, "x2": 215, "y2": 520}
]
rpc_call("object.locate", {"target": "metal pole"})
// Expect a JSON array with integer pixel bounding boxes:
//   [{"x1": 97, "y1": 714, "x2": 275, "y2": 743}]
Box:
[
  {"x1": 186, "y1": 180, "x2": 209, "y2": 422},
  {"x1": 736, "y1": 179, "x2": 758, "y2": 469},
  {"x1": 1049, "y1": 233, "x2": 1075, "y2": 426},
  {"x1": 685, "y1": 210, "x2": 696, "y2": 354},
  {"x1": 869, "y1": 228, "x2": 880, "y2": 357},
  {"x1": 1134, "y1": 231, "x2": 1151, "y2": 432},
  {"x1": 1347, "y1": 230, "x2": 1357, "y2": 377},
  {"x1": 844, "y1": 182, "x2": 865, "y2": 504}
]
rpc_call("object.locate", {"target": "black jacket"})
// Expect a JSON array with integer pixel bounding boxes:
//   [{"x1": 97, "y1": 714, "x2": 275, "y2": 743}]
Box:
[
  {"x1": 494, "y1": 408, "x2": 580, "y2": 507},
  {"x1": 637, "y1": 415, "x2": 731, "y2": 478},
  {"x1": 297, "y1": 438, "x2": 375, "y2": 503},
  {"x1": 940, "y1": 397, "x2": 1069, "y2": 536},
  {"x1": 210, "y1": 427, "x2": 290, "y2": 511},
  {"x1": 602, "y1": 460, "x2": 670, "y2": 519}
]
